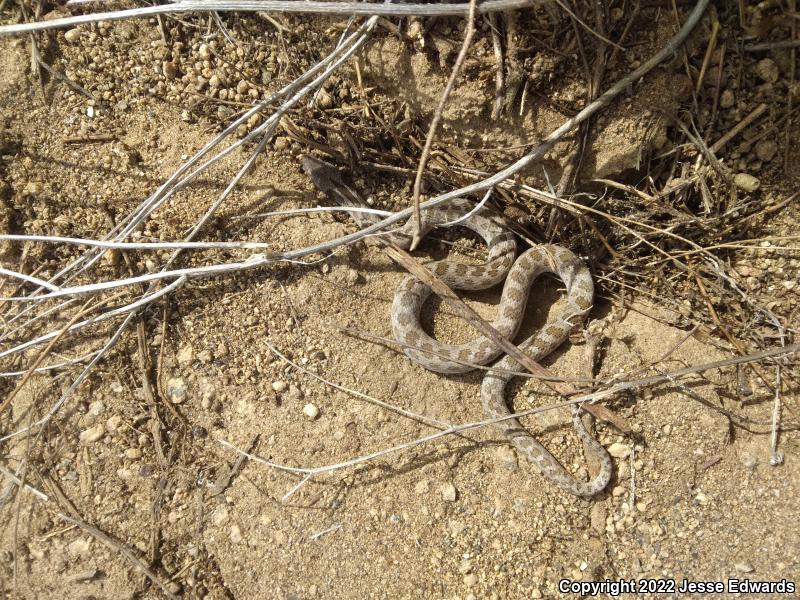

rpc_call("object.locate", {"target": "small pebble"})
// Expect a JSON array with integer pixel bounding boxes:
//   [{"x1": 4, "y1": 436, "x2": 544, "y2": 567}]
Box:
[
  {"x1": 166, "y1": 377, "x2": 188, "y2": 404},
  {"x1": 162, "y1": 61, "x2": 178, "y2": 80},
  {"x1": 88, "y1": 400, "x2": 105, "y2": 417},
  {"x1": 230, "y1": 524, "x2": 243, "y2": 544},
  {"x1": 64, "y1": 28, "x2": 81, "y2": 43},
  {"x1": 734, "y1": 562, "x2": 754, "y2": 573},
  {"x1": 177, "y1": 345, "x2": 193, "y2": 366},
  {"x1": 607, "y1": 442, "x2": 631, "y2": 459},
  {"x1": 106, "y1": 415, "x2": 122, "y2": 432},
  {"x1": 317, "y1": 89, "x2": 334, "y2": 109},
  {"x1": 303, "y1": 403, "x2": 319, "y2": 419},
  {"x1": 589, "y1": 502, "x2": 607, "y2": 534},
  {"x1": 493, "y1": 445, "x2": 518, "y2": 471},
  {"x1": 441, "y1": 482, "x2": 457, "y2": 502},
  {"x1": 67, "y1": 538, "x2": 91, "y2": 557},
  {"x1": 345, "y1": 268, "x2": 359, "y2": 286},
  {"x1": 733, "y1": 173, "x2": 760, "y2": 192},
  {"x1": 463, "y1": 573, "x2": 478, "y2": 587},
  {"x1": 415, "y1": 480, "x2": 429, "y2": 495},
  {"x1": 755, "y1": 58, "x2": 779, "y2": 83},
  {"x1": 719, "y1": 89, "x2": 735, "y2": 109},
  {"x1": 755, "y1": 140, "x2": 778, "y2": 162},
  {"x1": 271, "y1": 380, "x2": 288, "y2": 393},
  {"x1": 79, "y1": 424, "x2": 105, "y2": 444},
  {"x1": 124, "y1": 448, "x2": 142, "y2": 460}
]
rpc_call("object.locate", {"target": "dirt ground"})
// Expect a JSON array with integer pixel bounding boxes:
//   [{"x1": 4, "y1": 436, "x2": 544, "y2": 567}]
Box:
[{"x1": 0, "y1": 2, "x2": 798, "y2": 599}]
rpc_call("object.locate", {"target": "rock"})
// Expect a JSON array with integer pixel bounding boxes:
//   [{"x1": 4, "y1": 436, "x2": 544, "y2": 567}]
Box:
[
  {"x1": 493, "y1": 445, "x2": 518, "y2": 471},
  {"x1": 177, "y1": 345, "x2": 193, "y2": 366},
  {"x1": 303, "y1": 403, "x2": 319, "y2": 419},
  {"x1": 345, "y1": 268, "x2": 360, "y2": 286},
  {"x1": 463, "y1": 573, "x2": 478, "y2": 587},
  {"x1": 755, "y1": 140, "x2": 778, "y2": 162},
  {"x1": 162, "y1": 61, "x2": 178, "y2": 80},
  {"x1": 64, "y1": 28, "x2": 81, "y2": 43},
  {"x1": 607, "y1": 442, "x2": 630, "y2": 459},
  {"x1": 740, "y1": 453, "x2": 757, "y2": 469},
  {"x1": 440, "y1": 482, "x2": 457, "y2": 502},
  {"x1": 67, "y1": 538, "x2": 91, "y2": 557},
  {"x1": 589, "y1": 502, "x2": 607, "y2": 535},
  {"x1": 755, "y1": 58, "x2": 779, "y2": 83},
  {"x1": 734, "y1": 562, "x2": 754, "y2": 573},
  {"x1": 230, "y1": 524, "x2": 243, "y2": 544},
  {"x1": 198, "y1": 43, "x2": 211, "y2": 59},
  {"x1": 719, "y1": 89, "x2": 735, "y2": 109},
  {"x1": 166, "y1": 377, "x2": 188, "y2": 404},
  {"x1": 414, "y1": 480, "x2": 429, "y2": 495},
  {"x1": 317, "y1": 89, "x2": 334, "y2": 109},
  {"x1": 88, "y1": 400, "x2": 105, "y2": 417},
  {"x1": 212, "y1": 505, "x2": 229, "y2": 526},
  {"x1": 79, "y1": 423, "x2": 105, "y2": 444},
  {"x1": 106, "y1": 415, "x2": 122, "y2": 432},
  {"x1": 733, "y1": 173, "x2": 760, "y2": 192},
  {"x1": 271, "y1": 380, "x2": 288, "y2": 393},
  {"x1": 124, "y1": 448, "x2": 142, "y2": 460}
]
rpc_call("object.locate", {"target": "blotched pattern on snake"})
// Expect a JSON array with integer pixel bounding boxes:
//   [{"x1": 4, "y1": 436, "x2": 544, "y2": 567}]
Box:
[{"x1": 303, "y1": 156, "x2": 611, "y2": 497}]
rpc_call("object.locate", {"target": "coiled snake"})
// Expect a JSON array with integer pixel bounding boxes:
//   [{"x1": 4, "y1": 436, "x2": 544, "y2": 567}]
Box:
[{"x1": 303, "y1": 156, "x2": 612, "y2": 497}]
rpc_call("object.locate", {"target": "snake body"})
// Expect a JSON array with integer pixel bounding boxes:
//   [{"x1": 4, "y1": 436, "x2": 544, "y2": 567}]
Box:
[{"x1": 303, "y1": 156, "x2": 611, "y2": 497}]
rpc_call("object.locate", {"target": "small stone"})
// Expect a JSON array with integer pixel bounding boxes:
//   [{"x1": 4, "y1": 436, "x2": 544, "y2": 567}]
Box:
[
  {"x1": 415, "y1": 480, "x2": 429, "y2": 495},
  {"x1": 106, "y1": 415, "x2": 122, "y2": 432},
  {"x1": 463, "y1": 573, "x2": 478, "y2": 587},
  {"x1": 303, "y1": 403, "x2": 319, "y2": 419},
  {"x1": 317, "y1": 89, "x2": 333, "y2": 109},
  {"x1": 271, "y1": 380, "x2": 288, "y2": 393},
  {"x1": 755, "y1": 140, "x2": 778, "y2": 162},
  {"x1": 88, "y1": 400, "x2": 105, "y2": 417},
  {"x1": 734, "y1": 562, "x2": 754, "y2": 573},
  {"x1": 440, "y1": 482, "x2": 457, "y2": 502},
  {"x1": 209, "y1": 74, "x2": 222, "y2": 89},
  {"x1": 67, "y1": 538, "x2": 91, "y2": 557},
  {"x1": 212, "y1": 505, "x2": 229, "y2": 526},
  {"x1": 589, "y1": 502, "x2": 606, "y2": 534},
  {"x1": 166, "y1": 377, "x2": 188, "y2": 404},
  {"x1": 64, "y1": 28, "x2": 81, "y2": 43},
  {"x1": 79, "y1": 423, "x2": 105, "y2": 444},
  {"x1": 198, "y1": 43, "x2": 211, "y2": 59},
  {"x1": 493, "y1": 445, "x2": 518, "y2": 471},
  {"x1": 755, "y1": 58, "x2": 779, "y2": 83},
  {"x1": 124, "y1": 448, "x2": 142, "y2": 460},
  {"x1": 607, "y1": 442, "x2": 630, "y2": 459},
  {"x1": 230, "y1": 524, "x2": 243, "y2": 544},
  {"x1": 740, "y1": 453, "x2": 757, "y2": 469},
  {"x1": 694, "y1": 491, "x2": 708, "y2": 505},
  {"x1": 345, "y1": 268, "x2": 359, "y2": 286},
  {"x1": 177, "y1": 345, "x2": 193, "y2": 366},
  {"x1": 236, "y1": 80, "x2": 249, "y2": 95},
  {"x1": 719, "y1": 89, "x2": 735, "y2": 109},
  {"x1": 287, "y1": 385, "x2": 304, "y2": 401},
  {"x1": 733, "y1": 173, "x2": 760, "y2": 192},
  {"x1": 162, "y1": 61, "x2": 178, "y2": 79},
  {"x1": 531, "y1": 590, "x2": 543, "y2": 599}
]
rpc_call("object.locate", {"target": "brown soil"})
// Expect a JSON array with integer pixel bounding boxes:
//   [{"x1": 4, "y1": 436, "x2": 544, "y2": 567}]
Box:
[{"x1": 0, "y1": 3, "x2": 798, "y2": 599}]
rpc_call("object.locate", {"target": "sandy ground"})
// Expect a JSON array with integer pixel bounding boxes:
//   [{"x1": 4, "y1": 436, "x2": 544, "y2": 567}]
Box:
[{"x1": 0, "y1": 3, "x2": 798, "y2": 599}]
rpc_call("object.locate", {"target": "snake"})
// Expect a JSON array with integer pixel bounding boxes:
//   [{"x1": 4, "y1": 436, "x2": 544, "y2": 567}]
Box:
[{"x1": 302, "y1": 155, "x2": 612, "y2": 497}]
